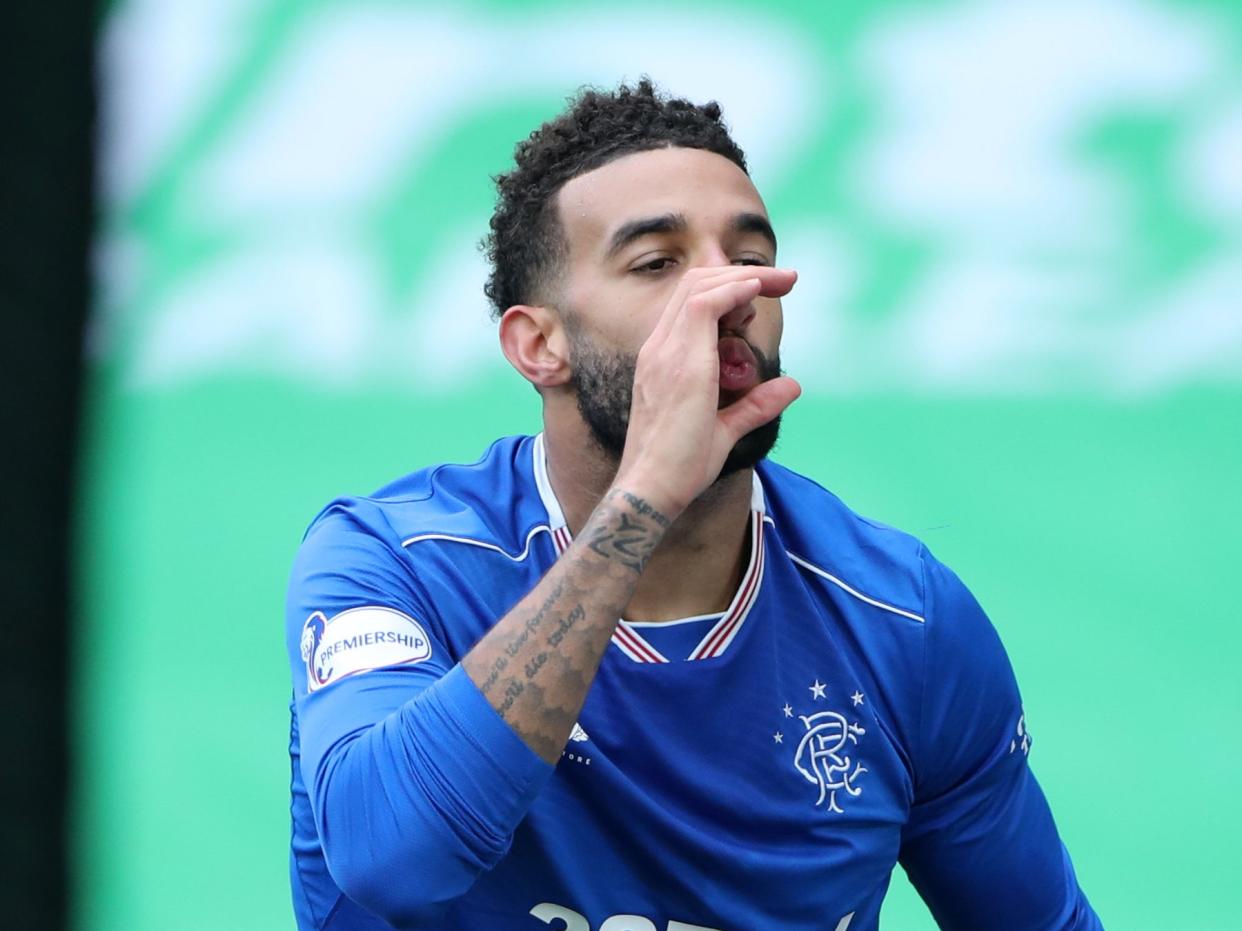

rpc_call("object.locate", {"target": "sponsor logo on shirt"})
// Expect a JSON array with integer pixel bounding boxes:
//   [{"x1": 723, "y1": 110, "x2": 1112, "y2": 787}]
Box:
[
  {"x1": 529, "y1": 901, "x2": 854, "y2": 931},
  {"x1": 301, "y1": 606, "x2": 431, "y2": 692}
]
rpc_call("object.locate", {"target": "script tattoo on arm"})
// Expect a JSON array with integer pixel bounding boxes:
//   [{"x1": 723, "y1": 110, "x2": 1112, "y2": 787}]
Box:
[{"x1": 462, "y1": 489, "x2": 670, "y2": 763}]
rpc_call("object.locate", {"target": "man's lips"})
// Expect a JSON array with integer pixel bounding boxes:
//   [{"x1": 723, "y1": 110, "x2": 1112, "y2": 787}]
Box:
[{"x1": 718, "y1": 335, "x2": 760, "y2": 393}]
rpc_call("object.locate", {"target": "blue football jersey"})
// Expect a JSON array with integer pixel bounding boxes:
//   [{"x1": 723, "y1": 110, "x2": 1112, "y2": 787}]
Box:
[{"x1": 286, "y1": 434, "x2": 1101, "y2": 931}]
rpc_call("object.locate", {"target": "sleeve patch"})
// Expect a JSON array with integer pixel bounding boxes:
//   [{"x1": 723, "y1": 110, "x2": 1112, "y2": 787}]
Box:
[{"x1": 301, "y1": 606, "x2": 432, "y2": 693}]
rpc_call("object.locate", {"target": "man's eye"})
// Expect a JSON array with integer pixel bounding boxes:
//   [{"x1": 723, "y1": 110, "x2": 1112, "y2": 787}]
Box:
[
  {"x1": 733, "y1": 256, "x2": 770, "y2": 266},
  {"x1": 633, "y1": 257, "x2": 676, "y2": 273}
]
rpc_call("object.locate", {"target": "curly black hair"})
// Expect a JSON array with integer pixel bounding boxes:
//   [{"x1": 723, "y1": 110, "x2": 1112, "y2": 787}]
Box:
[{"x1": 482, "y1": 78, "x2": 748, "y2": 319}]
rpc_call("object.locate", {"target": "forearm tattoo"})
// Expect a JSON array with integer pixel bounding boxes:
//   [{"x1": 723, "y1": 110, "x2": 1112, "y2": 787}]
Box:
[
  {"x1": 463, "y1": 489, "x2": 670, "y2": 763},
  {"x1": 586, "y1": 489, "x2": 670, "y2": 573}
]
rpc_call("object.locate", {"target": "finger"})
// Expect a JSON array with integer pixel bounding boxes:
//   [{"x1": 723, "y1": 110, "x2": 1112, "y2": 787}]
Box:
[
  {"x1": 652, "y1": 266, "x2": 797, "y2": 343},
  {"x1": 647, "y1": 277, "x2": 758, "y2": 356},
  {"x1": 645, "y1": 267, "x2": 728, "y2": 346},
  {"x1": 684, "y1": 277, "x2": 764, "y2": 326},
  {"x1": 685, "y1": 266, "x2": 796, "y2": 315},
  {"x1": 691, "y1": 264, "x2": 796, "y2": 293},
  {"x1": 715, "y1": 375, "x2": 802, "y2": 445},
  {"x1": 749, "y1": 266, "x2": 797, "y2": 299},
  {"x1": 685, "y1": 264, "x2": 796, "y2": 292}
]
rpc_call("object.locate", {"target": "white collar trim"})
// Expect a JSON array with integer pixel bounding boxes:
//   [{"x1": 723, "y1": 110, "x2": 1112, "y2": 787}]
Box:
[{"x1": 533, "y1": 433, "x2": 769, "y2": 663}]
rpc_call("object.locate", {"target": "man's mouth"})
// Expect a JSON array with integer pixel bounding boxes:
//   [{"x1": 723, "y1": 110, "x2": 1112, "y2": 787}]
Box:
[{"x1": 717, "y1": 334, "x2": 760, "y2": 394}]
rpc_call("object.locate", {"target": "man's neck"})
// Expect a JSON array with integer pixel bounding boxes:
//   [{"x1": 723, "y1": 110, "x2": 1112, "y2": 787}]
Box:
[{"x1": 544, "y1": 422, "x2": 754, "y2": 623}]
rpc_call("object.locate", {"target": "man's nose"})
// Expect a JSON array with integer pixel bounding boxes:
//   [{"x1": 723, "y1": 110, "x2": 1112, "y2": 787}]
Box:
[
  {"x1": 719, "y1": 300, "x2": 756, "y2": 334},
  {"x1": 698, "y1": 244, "x2": 732, "y2": 269}
]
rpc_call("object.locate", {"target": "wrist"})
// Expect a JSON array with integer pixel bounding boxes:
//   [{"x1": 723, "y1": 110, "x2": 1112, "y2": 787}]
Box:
[
  {"x1": 577, "y1": 485, "x2": 675, "y2": 577},
  {"x1": 604, "y1": 479, "x2": 682, "y2": 527},
  {"x1": 604, "y1": 485, "x2": 676, "y2": 528}
]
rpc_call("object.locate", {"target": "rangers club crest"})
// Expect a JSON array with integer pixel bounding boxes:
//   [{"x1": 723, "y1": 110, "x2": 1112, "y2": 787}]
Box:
[{"x1": 773, "y1": 679, "x2": 869, "y2": 812}]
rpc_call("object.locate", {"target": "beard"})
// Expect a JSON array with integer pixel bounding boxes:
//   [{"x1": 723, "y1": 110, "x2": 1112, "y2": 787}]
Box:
[{"x1": 566, "y1": 328, "x2": 785, "y2": 479}]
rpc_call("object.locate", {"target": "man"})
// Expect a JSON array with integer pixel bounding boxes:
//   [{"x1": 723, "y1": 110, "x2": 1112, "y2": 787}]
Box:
[{"x1": 286, "y1": 80, "x2": 1102, "y2": 930}]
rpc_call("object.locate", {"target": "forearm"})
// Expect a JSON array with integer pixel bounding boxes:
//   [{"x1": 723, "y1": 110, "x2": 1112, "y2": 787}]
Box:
[
  {"x1": 311, "y1": 665, "x2": 549, "y2": 927},
  {"x1": 296, "y1": 485, "x2": 672, "y2": 921},
  {"x1": 462, "y1": 486, "x2": 671, "y2": 763}
]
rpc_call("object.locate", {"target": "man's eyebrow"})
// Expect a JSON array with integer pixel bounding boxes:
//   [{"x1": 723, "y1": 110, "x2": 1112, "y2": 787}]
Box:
[
  {"x1": 604, "y1": 213, "x2": 688, "y2": 259},
  {"x1": 732, "y1": 212, "x2": 777, "y2": 253}
]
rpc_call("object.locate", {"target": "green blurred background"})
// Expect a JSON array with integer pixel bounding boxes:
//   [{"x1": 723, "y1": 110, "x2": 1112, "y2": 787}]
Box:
[{"x1": 81, "y1": 0, "x2": 1241, "y2": 928}]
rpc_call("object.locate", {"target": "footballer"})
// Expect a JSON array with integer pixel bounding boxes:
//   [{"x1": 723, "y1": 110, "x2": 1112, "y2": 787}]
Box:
[{"x1": 286, "y1": 79, "x2": 1102, "y2": 931}]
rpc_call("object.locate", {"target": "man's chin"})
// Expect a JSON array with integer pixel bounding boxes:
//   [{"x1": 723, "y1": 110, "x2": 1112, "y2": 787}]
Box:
[
  {"x1": 717, "y1": 414, "x2": 782, "y2": 478},
  {"x1": 582, "y1": 413, "x2": 781, "y2": 481}
]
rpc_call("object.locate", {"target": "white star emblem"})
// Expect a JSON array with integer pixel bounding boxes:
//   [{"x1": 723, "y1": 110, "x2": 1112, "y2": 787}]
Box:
[
  {"x1": 851, "y1": 691, "x2": 864, "y2": 707},
  {"x1": 782, "y1": 703, "x2": 793, "y2": 718},
  {"x1": 809, "y1": 680, "x2": 827, "y2": 700},
  {"x1": 773, "y1": 731, "x2": 783, "y2": 744}
]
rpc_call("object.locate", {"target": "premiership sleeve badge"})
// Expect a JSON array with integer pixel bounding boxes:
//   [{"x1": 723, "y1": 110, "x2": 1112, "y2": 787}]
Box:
[{"x1": 301, "y1": 606, "x2": 432, "y2": 692}]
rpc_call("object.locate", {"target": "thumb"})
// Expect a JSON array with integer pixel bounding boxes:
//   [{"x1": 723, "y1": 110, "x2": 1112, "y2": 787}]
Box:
[{"x1": 715, "y1": 375, "x2": 801, "y2": 445}]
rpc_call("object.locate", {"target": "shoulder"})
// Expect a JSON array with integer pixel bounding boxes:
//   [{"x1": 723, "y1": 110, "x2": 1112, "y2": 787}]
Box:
[
  {"x1": 758, "y1": 459, "x2": 931, "y2": 624},
  {"x1": 286, "y1": 434, "x2": 546, "y2": 650},
  {"x1": 758, "y1": 462, "x2": 1014, "y2": 689},
  {"x1": 301, "y1": 434, "x2": 546, "y2": 557}
]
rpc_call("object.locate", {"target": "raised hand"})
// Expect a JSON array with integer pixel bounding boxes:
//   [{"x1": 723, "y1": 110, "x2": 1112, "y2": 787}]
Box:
[{"x1": 613, "y1": 264, "x2": 801, "y2": 518}]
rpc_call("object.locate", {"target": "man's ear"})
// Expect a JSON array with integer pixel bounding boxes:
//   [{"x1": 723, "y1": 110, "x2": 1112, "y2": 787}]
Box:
[{"x1": 498, "y1": 304, "x2": 572, "y2": 388}]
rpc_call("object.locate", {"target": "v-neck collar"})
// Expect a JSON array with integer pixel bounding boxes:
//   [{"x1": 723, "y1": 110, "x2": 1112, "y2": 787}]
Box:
[{"x1": 530, "y1": 433, "x2": 768, "y2": 664}]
